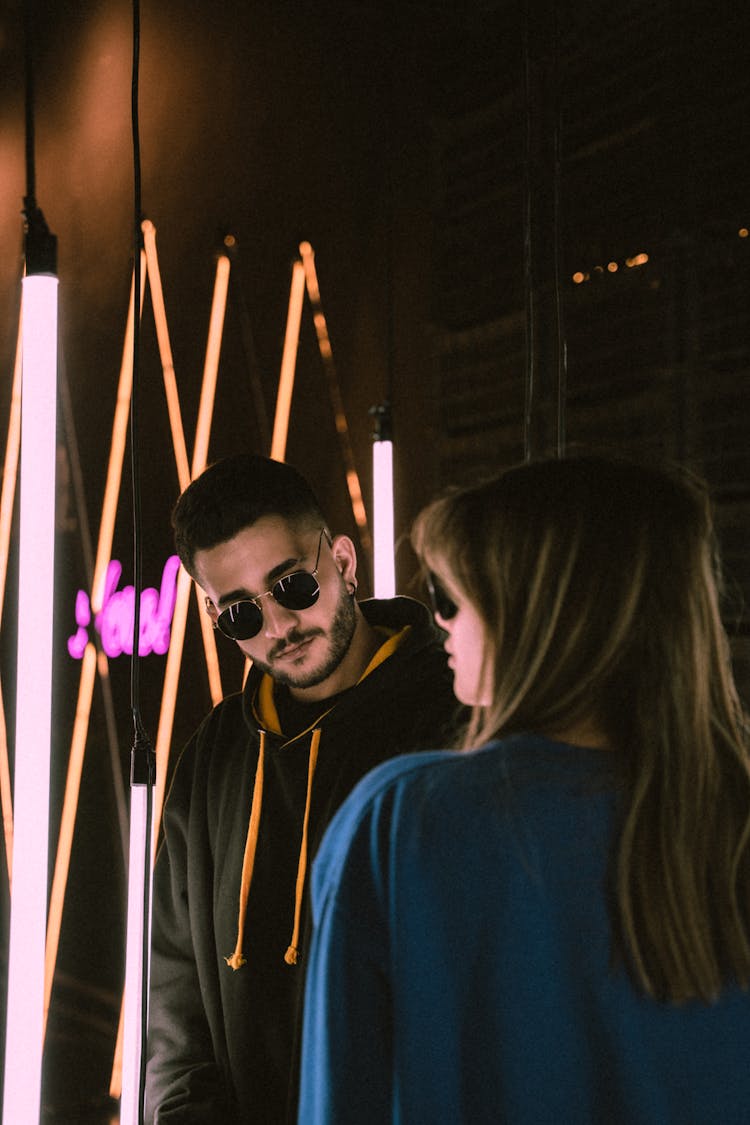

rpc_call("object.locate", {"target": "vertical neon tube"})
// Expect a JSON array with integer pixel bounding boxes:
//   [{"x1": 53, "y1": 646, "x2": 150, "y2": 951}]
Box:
[
  {"x1": 371, "y1": 404, "x2": 396, "y2": 598},
  {"x1": 119, "y1": 783, "x2": 152, "y2": 1125},
  {"x1": 372, "y1": 440, "x2": 395, "y2": 597},
  {"x1": 3, "y1": 270, "x2": 58, "y2": 1125}
]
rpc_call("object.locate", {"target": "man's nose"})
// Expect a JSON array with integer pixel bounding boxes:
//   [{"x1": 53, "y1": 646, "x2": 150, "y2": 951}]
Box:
[{"x1": 261, "y1": 593, "x2": 297, "y2": 638}]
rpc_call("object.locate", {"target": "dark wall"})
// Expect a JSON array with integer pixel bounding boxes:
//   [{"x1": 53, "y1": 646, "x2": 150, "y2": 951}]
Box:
[{"x1": 0, "y1": 1, "x2": 748, "y2": 1117}]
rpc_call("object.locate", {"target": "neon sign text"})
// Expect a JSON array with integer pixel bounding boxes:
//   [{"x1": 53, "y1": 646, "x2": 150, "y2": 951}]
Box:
[{"x1": 68, "y1": 555, "x2": 181, "y2": 659}]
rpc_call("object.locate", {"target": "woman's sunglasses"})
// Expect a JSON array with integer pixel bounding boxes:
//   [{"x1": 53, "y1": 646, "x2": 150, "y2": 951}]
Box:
[
  {"x1": 427, "y1": 572, "x2": 458, "y2": 621},
  {"x1": 210, "y1": 528, "x2": 328, "y2": 641}
]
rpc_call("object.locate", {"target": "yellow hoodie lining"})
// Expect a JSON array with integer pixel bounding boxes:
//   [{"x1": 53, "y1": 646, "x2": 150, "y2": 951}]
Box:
[
  {"x1": 226, "y1": 624, "x2": 412, "y2": 970},
  {"x1": 254, "y1": 624, "x2": 412, "y2": 739}
]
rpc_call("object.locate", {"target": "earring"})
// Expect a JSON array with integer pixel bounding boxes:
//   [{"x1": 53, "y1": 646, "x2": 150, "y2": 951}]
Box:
[
  {"x1": 347, "y1": 580, "x2": 358, "y2": 596},
  {"x1": 205, "y1": 596, "x2": 218, "y2": 628}
]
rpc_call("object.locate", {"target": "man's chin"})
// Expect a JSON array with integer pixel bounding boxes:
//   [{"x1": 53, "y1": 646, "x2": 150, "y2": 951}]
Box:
[
  {"x1": 275, "y1": 645, "x2": 351, "y2": 692},
  {"x1": 258, "y1": 644, "x2": 327, "y2": 690}
]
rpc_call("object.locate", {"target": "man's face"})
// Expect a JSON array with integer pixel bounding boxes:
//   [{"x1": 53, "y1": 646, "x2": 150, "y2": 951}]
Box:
[{"x1": 195, "y1": 515, "x2": 358, "y2": 695}]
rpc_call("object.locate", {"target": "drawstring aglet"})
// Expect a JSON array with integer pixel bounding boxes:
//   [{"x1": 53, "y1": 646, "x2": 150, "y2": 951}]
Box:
[
  {"x1": 225, "y1": 952, "x2": 247, "y2": 971},
  {"x1": 283, "y1": 728, "x2": 321, "y2": 969}
]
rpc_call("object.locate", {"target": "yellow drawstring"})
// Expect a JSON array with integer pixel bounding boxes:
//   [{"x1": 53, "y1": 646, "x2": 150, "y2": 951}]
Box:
[
  {"x1": 225, "y1": 730, "x2": 266, "y2": 971},
  {"x1": 227, "y1": 630, "x2": 411, "y2": 972},
  {"x1": 284, "y1": 728, "x2": 321, "y2": 965}
]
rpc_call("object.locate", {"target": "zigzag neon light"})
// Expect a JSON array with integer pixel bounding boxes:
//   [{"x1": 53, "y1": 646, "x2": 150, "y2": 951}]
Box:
[{"x1": 68, "y1": 556, "x2": 181, "y2": 659}]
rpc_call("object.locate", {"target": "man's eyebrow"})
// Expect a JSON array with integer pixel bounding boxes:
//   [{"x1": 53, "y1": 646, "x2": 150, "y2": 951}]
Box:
[{"x1": 216, "y1": 554, "x2": 302, "y2": 608}]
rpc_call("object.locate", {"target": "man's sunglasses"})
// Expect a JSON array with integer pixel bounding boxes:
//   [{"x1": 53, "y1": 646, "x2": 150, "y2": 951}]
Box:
[
  {"x1": 427, "y1": 572, "x2": 458, "y2": 621},
  {"x1": 210, "y1": 528, "x2": 328, "y2": 641}
]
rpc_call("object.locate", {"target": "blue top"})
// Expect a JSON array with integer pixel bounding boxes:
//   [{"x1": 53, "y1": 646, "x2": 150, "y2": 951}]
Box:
[{"x1": 298, "y1": 735, "x2": 750, "y2": 1124}]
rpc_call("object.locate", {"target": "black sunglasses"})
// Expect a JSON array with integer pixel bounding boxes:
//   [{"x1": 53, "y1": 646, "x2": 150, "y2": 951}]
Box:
[
  {"x1": 426, "y1": 571, "x2": 458, "y2": 621},
  {"x1": 210, "y1": 528, "x2": 328, "y2": 641}
]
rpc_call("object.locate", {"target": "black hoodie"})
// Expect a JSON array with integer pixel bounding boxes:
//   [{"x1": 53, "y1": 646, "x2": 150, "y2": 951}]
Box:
[{"x1": 145, "y1": 596, "x2": 459, "y2": 1124}]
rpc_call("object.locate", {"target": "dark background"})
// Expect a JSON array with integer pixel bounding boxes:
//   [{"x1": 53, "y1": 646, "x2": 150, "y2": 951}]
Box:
[{"x1": 0, "y1": 1, "x2": 748, "y2": 1119}]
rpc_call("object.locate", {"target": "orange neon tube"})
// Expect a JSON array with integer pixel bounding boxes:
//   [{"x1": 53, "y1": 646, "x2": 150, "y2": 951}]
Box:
[
  {"x1": 93, "y1": 254, "x2": 148, "y2": 613},
  {"x1": 0, "y1": 308, "x2": 22, "y2": 621},
  {"x1": 248, "y1": 257, "x2": 307, "y2": 687},
  {"x1": 191, "y1": 253, "x2": 230, "y2": 475},
  {"x1": 0, "y1": 679, "x2": 12, "y2": 886},
  {"x1": 43, "y1": 643, "x2": 98, "y2": 1037},
  {"x1": 188, "y1": 253, "x2": 231, "y2": 703},
  {"x1": 0, "y1": 310, "x2": 22, "y2": 884},
  {"x1": 298, "y1": 242, "x2": 370, "y2": 546},
  {"x1": 142, "y1": 220, "x2": 191, "y2": 490},
  {"x1": 44, "y1": 257, "x2": 147, "y2": 1049},
  {"x1": 112, "y1": 248, "x2": 234, "y2": 1100},
  {"x1": 270, "y1": 259, "x2": 305, "y2": 462},
  {"x1": 143, "y1": 225, "x2": 223, "y2": 732},
  {"x1": 152, "y1": 250, "x2": 232, "y2": 835}
]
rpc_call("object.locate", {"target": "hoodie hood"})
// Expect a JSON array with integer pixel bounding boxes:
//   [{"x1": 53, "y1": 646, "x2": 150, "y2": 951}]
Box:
[
  {"x1": 227, "y1": 596, "x2": 444, "y2": 971},
  {"x1": 241, "y1": 594, "x2": 446, "y2": 736}
]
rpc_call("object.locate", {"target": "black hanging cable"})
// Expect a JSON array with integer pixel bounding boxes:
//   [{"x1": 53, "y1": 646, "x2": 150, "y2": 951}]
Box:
[
  {"x1": 522, "y1": 11, "x2": 535, "y2": 463},
  {"x1": 384, "y1": 0, "x2": 395, "y2": 416},
  {"x1": 376, "y1": 0, "x2": 395, "y2": 565},
  {"x1": 23, "y1": 0, "x2": 35, "y2": 211},
  {"x1": 22, "y1": 0, "x2": 56, "y2": 276},
  {"x1": 130, "y1": 0, "x2": 142, "y2": 723},
  {"x1": 129, "y1": 0, "x2": 155, "y2": 1121},
  {"x1": 551, "y1": 0, "x2": 568, "y2": 458}
]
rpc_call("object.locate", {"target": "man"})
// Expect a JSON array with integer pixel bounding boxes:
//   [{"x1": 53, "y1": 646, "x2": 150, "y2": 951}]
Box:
[{"x1": 145, "y1": 453, "x2": 459, "y2": 1124}]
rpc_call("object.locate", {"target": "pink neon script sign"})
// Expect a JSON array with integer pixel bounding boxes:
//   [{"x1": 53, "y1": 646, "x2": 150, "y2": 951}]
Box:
[{"x1": 68, "y1": 556, "x2": 181, "y2": 659}]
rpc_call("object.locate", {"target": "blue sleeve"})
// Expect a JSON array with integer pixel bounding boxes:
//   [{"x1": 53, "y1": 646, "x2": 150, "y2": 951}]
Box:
[
  {"x1": 297, "y1": 790, "x2": 393, "y2": 1122},
  {"x1": 298, "y1": 875, "x2": 392, "y2": 1123},
  {"x1": 298, "y1": 751, "x2": 453, "y2": 1124}
]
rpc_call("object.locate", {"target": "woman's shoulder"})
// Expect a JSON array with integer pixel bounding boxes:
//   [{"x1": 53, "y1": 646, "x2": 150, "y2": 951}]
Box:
[
  {"x1": 313, "y1": 734, "x2": 619, "y2": 901},
  {"x1": 338, "y1": 733, "x2": 611, "y2": 806},
  {"x1": 312, "y1": 739, "x2": 505, "y2": 885},
  {"x1": 310, "y1": 748, "x2": 458, "y2": 893},
  {"x1": 321, "y1": 734, "x2": 572, "y2": 834}
]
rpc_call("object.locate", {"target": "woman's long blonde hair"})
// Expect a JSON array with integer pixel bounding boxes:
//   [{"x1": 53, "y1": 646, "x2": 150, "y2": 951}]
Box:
[{"x1": 412, "y1": 454, "x2": 750, "y2": 1003}]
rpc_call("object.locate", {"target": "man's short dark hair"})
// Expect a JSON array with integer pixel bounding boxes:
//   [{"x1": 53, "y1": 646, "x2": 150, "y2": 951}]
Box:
[{"x1": 172, "y1": 454, "x2": 327, "y2": 579}]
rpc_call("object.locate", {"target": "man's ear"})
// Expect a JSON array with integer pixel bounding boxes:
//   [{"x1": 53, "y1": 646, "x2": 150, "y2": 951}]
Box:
[
  {"x1": 204, "y1": 596, "x2": 219, "y2": 624},
  {"x1": 330, "y1": 534, "x2": 357, "y2": 586}
]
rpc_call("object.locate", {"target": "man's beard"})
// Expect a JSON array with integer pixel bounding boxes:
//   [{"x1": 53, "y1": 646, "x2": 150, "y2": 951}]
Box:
[{"x1": 252, "y1": 583, "x2": 358, "y2": 690}]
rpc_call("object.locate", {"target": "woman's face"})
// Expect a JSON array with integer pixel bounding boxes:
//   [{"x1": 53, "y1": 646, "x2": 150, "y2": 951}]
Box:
[{"x1": 430, "y1": 574, "x2": 493, "y2": 707}]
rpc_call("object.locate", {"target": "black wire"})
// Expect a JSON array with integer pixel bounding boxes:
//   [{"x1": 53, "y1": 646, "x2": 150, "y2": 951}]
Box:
[
  {"x1": 23, "y1": 0, "x2": 36, "y2": 207},
  {"x1": 21, "y1": 2, "x2": 55, "y2": 278},
  {"x1": 131, "y1": 0, "x2": 142, "y2": 715},
  {"x1": 385, "y1": 1, "x2": 395, "y2": 413},
  {"x1": 139, "y1": 759, "x2": 154, "y2": 1125},
  {"x1": 552, "y1": 0, "x2": 568, "y2": 458},
  {"x1": 522, "y1": 12, "x2": 535, "y2": 463},
  {"x1": 129, "y1": 1, "x2": 154, "y2": 1122}
]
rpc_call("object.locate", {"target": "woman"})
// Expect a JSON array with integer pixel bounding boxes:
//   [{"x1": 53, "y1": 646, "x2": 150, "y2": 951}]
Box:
[{"x1": 297, "y1": 455, "x2": 750, "y2": 1124}]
